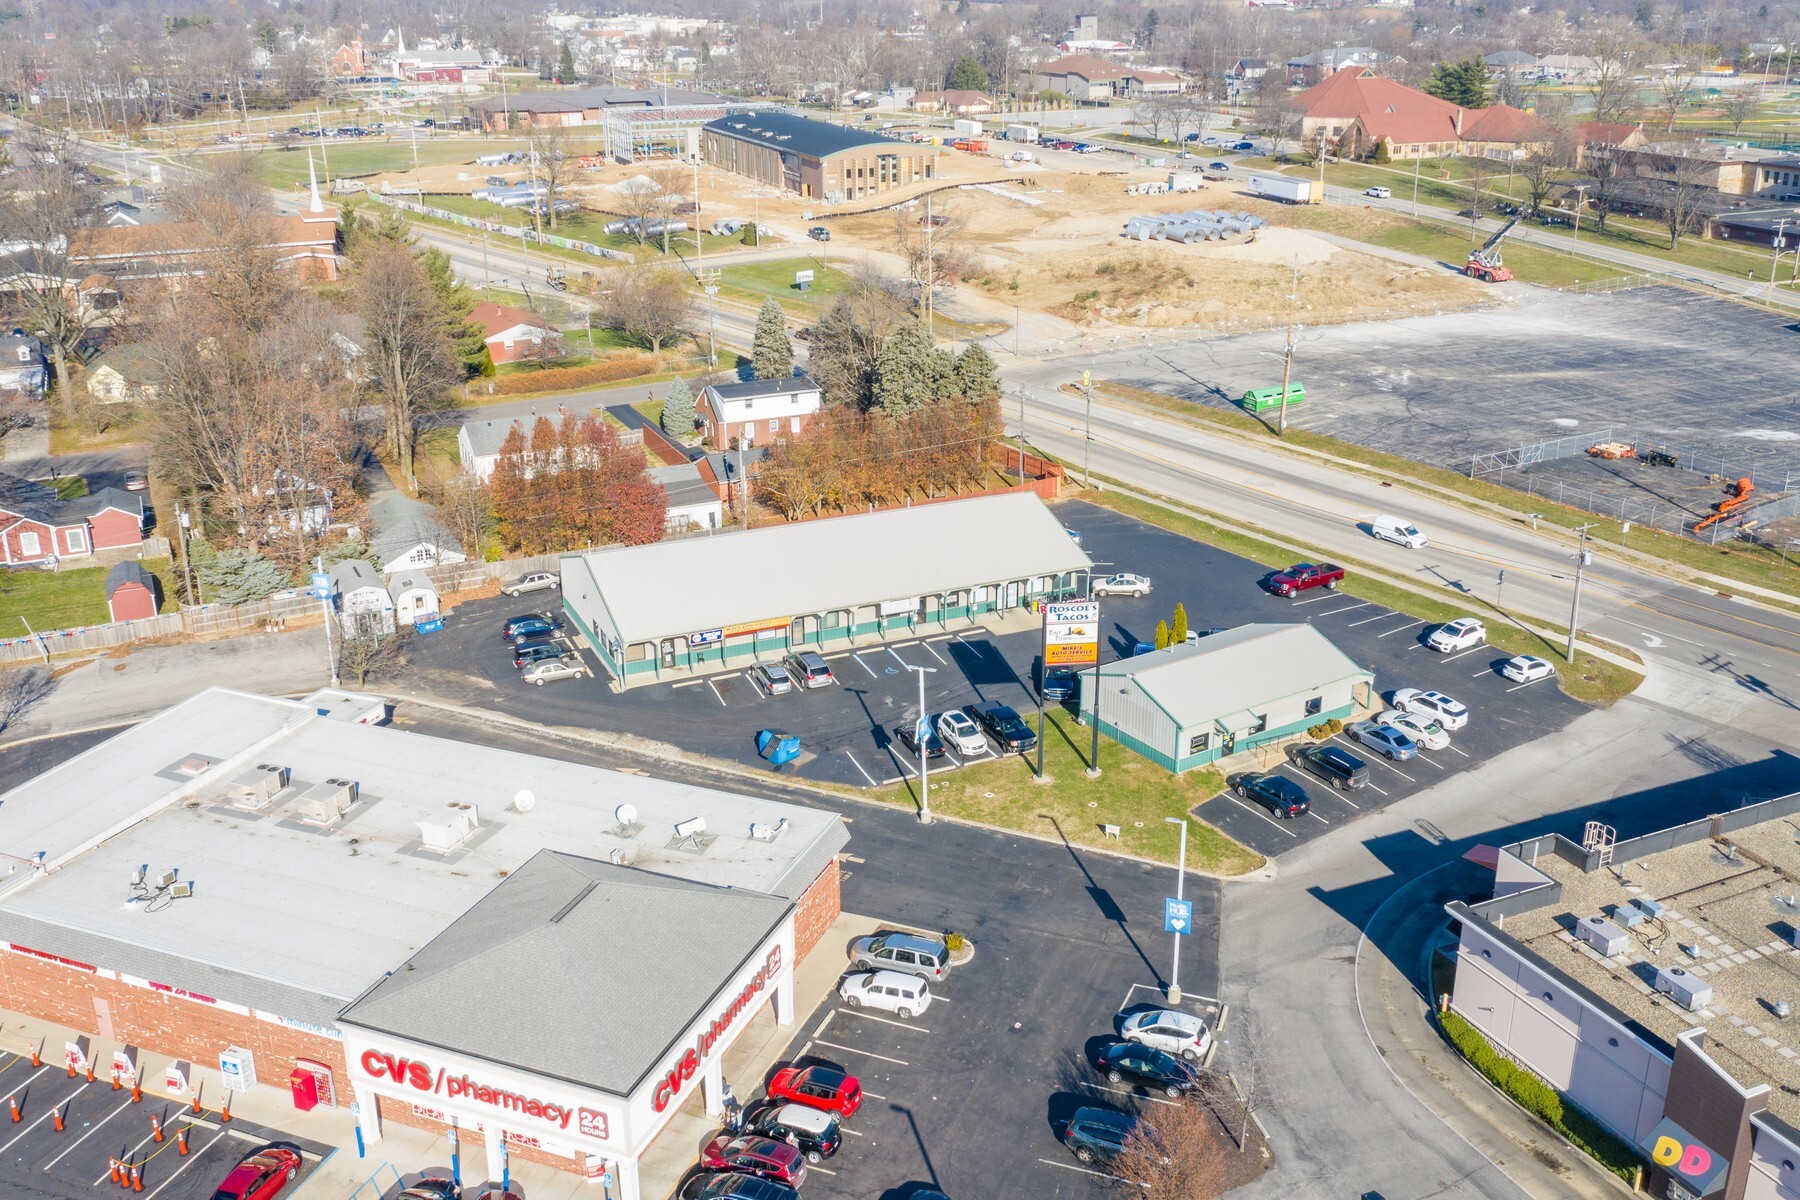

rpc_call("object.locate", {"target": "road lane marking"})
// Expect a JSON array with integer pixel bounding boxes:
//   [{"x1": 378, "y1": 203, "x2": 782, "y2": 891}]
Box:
[{"x1": 810, "y1": 1040, "x2": 907, "y2": 1065}]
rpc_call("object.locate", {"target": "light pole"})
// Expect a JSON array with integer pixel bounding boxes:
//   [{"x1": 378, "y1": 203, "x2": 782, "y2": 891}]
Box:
[
  {"x1": 1571, "y1": 184, "x2": 1589, "y2": 242},
  {"x1": 1164, "y1": 816, "x2": 1188, "y2": 1003},
  {"x1": 315, "y1": 555, "x2": 340, "y2": 687},
  {"x1": 1276, "y1": 257, "x2": 1299, "y2": 435},
  {"x1": 907, "y1": 664, "x2": 938, "y2": 823},
  {"x1": 1081, "y1": 369, "x2": 1094, "y2": 486},
  {"x1": 1565, "y1": 524, "x2": 1595, "y2": 663}
]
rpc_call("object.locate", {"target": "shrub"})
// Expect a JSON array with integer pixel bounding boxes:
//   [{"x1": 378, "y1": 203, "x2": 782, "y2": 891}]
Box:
[
  {"x1": 944, "y1": 932, "x2": 967, "y2": 953},
  {"x1": 1307, "y1": 717, "x2": 1344, "y2": 739},
  {"x1": 1370, "y1": 140, "x2": 1391, "y2": 164},
  {"x1": 1073, "y1": 289, "x2": 1100, "y2": 304},
  {"x1": 489, "y1": 352, "x2": 663, "y2": 395}
]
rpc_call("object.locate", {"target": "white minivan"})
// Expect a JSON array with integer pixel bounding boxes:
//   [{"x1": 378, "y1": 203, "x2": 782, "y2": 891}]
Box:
[{"x1": 1370, "y1": 514, "x2": 1427, "y2": 548}]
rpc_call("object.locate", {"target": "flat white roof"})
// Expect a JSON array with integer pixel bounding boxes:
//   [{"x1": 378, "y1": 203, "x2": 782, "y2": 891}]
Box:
[
  {"x1": 1104, "y1": 624, "x2": 1372, "y2": 726},
  {"x1": 0, "y1": 690, "x2": 844, "y2": 1020},
  {"x1": 564, "y1": 492, "x2": 1092, "y2": 644}
]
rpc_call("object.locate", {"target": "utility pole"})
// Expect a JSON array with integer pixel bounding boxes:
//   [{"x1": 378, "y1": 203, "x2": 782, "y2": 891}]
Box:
[
  {"x1": 1013, "y1": 304, "x2": 1020, "y2": 357},
  {"x1": 1571, "y1": 184, "x2": 1589, "y2": 242},
  {"x1": 175, "y1": 501, "x2": 197, "y2": 604},
  {"x1": 1016, "y1": 389, "x2": 1026, "y2": 484},
  {"x1": 316, "y1": 556, "x2": 340, "y2": 687},
  {"x1": 1081, "y1": 370, "x2": 1094, "y2": 486},
  {"x1": 1276, "y1": 257, "x2": 1299, "y2": 435},
  {"x1": 1565, "y1": 524, "x2": 1595, "y2": 663},
  {"x1": 1412, "y1": 151, "x2": 1421, "y2": 217},
  {"x1": 923, "y1": 191, "x2": 935, "y2": 333}
]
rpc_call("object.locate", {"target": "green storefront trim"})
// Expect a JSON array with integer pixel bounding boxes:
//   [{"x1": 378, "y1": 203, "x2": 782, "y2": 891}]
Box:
[{"x1": 1096, "y1": 702, "x2": 1357, "y2": 776}]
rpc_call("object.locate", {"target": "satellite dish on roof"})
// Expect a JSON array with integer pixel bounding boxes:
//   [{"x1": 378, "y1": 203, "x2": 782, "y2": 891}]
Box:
[
  {"x1": 511, "y1": 789, "x2": 536, "y2": 813},
  {"x1": 615, "y1": 803, "x2": 639, "y2": 828}
]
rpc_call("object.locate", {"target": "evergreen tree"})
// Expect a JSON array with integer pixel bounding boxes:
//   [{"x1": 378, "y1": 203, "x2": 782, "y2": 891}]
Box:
[
  {"x1": 421, "y1": 244, "x2": 490, "y2": 377},
  {"x1": 955, "y1": 343, "x2": 1001, "y2": 402},
  {"x1": 1420, "y1": 58, "x2": 1491, "y2": 108},
  {"x1": 1171, "y1": 601, "x2": 1188, "y2": 645},
  {"x1": 871, "y1": 321, "x2": 938, "y2": 416},
  {"x1": 191, "y1": 542, "x2": 290, "y2": 604},
  {"x1": 662, "y1": 375, "x2": 697, "y2": 439},
  {"x1": 320, "y1": 532, "x2": 372, "y2": 567},
  {"x1": 557, "y1": 41, "x2": 576, "y2": 82},
  {"x1": 1154, "y1": 619, "x2": 1171, "y2": 650},
  {"x1": 947, "y1": 55, "x2": 990, "y2": 92},
  {"x1": 810, "y1": 296, "x2": 873, "y2": 407},
  {"x1": 751, "y1": 299, "x2": 794, "y2": 380}
]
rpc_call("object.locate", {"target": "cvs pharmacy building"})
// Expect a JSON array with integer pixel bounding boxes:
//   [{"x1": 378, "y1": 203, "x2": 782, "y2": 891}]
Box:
[{"x1": 340, "y1": 852, "x2": 801, "y2": 1200}]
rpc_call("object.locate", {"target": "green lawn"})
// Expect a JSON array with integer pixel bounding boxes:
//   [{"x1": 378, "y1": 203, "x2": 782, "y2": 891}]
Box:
[
  {"x1": 0, "y1": 556, "x2": 179, "y2": 633},
  {"x1": 1364, "y1": 220, "x2": 1630, "y2": 288},
  {"x1": 48, "y1": 476, "x2": 88, "y2": 500},
  {"x1": 633, "y1": 398, "x2": 665, "y2": 428},
  {"x1": 715, "y1": 258, "x2": 850, "y2": 316},
  {"x1": 244, "y1": 139, "x2": 528, "y2": 190},
  {"x1": 852, "y1": 708, "x2": 1262, "y2": 874},
  {"x1": 422, "y1": 195, "x2": 740, "y2": 260}
]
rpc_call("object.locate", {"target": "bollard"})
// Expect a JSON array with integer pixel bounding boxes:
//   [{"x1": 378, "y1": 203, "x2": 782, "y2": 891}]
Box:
[
  {"x1": 151, "y1": 1113, "x2": 162, "y2": 1143},
  {"x1": 9, "y1": 1094, "x2": 19, "y2": 1123},
  {"x1": 176, "y1": 1126, "x2": 188, "y2": 1156}
]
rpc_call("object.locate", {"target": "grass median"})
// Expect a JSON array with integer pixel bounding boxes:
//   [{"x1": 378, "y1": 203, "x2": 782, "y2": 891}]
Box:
[{"x1": 851, "y1": 708, "x2": 1263, "y2": 876}]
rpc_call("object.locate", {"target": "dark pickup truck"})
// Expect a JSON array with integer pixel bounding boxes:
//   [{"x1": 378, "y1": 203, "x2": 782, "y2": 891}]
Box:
[
  {"x1": 1267, "y1": 562, "x2": 1345, "y2": 597},
  {"x1": 966, "y1": 702, "x2": 1038, "y2": 752}
]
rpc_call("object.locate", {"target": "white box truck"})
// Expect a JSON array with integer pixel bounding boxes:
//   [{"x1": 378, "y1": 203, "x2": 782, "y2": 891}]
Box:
[
  {"x1": 1246, "y1": 174, "x2": 1318, "y2": 204},
  {"x1": 1005, "y1": 123, "x2": 1040, "y2": 144},
  {"x1": 953, "y1": 118, "x2": 984, "y2": 137},
  {"x1": 1167, "y1": 172, "x2": 1204, "y2": 193}
]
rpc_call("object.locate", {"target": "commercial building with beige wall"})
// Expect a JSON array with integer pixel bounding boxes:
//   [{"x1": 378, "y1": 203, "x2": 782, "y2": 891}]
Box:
[{"x1": 701, "y1": 111, "x2": 937, "y2": 201}]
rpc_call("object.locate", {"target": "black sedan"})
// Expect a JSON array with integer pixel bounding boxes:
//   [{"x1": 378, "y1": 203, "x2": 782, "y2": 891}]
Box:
[
  {"x1": 894, "y1": 720, "x2": 947, "y2": 760},
  {"x1": 1092, "y1": 1041, "x2": 1199, "y2": 1098},
  {"x1": 512, "y1": 639, "x2": 564, "y2": 668},
  {"x1": 1231, "y1": 771, "x2": 1312, "y2": 819}
]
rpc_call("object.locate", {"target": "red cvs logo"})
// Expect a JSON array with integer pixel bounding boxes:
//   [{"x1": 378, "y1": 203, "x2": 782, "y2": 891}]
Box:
[{"x1": 361, "y1": 1049, "x2": 432, "y2": 1091}]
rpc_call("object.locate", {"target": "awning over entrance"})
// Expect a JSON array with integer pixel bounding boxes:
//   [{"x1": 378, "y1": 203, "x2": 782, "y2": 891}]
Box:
[{"x1": 1215, "y1": 710, "x2": 1261, "y2": 735}]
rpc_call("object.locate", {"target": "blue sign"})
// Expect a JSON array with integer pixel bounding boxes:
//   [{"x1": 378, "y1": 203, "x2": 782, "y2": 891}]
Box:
[
  {"x1": 1164, "y1": 897, "x2": 1193, "y2": 935},
  {"x1": 310, "y1": 572, "x2": 332, "y2": 599},
  {"x1": 691, "y1": 629, "x2": 723, "y2": 647}
]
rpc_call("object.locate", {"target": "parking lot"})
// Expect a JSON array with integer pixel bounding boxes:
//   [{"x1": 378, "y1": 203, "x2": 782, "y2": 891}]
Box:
[{"x1": 0, "y1": 1054, "x2": 331, "y2": 1199}]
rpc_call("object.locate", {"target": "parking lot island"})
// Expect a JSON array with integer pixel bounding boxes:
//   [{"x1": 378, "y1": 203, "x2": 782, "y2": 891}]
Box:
[{"x1": 558, "y1": 492, "x2": 1093, "y2": 688}]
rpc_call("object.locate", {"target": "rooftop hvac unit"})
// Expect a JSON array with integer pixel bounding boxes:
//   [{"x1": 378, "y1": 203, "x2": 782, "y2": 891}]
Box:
[
  {"x1": 226, "y1": 763, "x2": 290, "y2": 809},
  {"x1": 1575, "y1": 915, "x2": 1630, "y2": 957},
  {"x1": 1656, "y1": 965, "x2": 1714, "y2": 1011},
  {"x1": 750, "y1": 818, "x2": 789, "y2": 842},
  {"x1": 1633, "y1": 897, "x2": 1667, "y2": 920},
  {"x1": 416, "y1": 808, "x2": 480, "y2": 853},
  {"x1": 1611, "y1": 903, "x2": 1646, "y2": 929},
  {"x1": 294, "y1": 778, "x2": 359, "y2": 825}
]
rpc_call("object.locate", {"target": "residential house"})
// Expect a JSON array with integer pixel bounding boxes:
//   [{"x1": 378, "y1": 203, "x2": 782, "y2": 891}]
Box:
[
  {"x1": 68, "y1": 202, "x2": 341, "y2": 284},
  {"x1": 386, "y1": 568, "x2": 440, "y2": 627},
  {"x1": 329, "y1": 559, "x2": 396, "y2": 636},
  {"x1": 0, "y1": 332, "x2": 48, "y2": 397},
  {"x1": 1078, "y1": 624, "x2": 1375, "y2": 773},
  {"x1": 368, "y1": 492, "x2": 467, "y2": 574},
  {"x1": 85, "y1": 346, "x2": 158, "y2": 405},
  {"x1": 0, "y1": 473, "x2": 144, "y2": 565},
  {"x1": 1571, "y1": 120, "x2": 1647, "y2": 168},
  {"x1": 697, "y1": 377, "x2": 823, "y2": 448},
  {"x1": 457, "y1": 412, "x2": 600, "y2": 483},
  {"x1": 1032, "y1": 54, "x2": 1133, "y2": 100},
  {"x1": 1231, "y1": 58, "x2": 1270, "y2": 82},
  {"x1": 909, "y1": 90, "x2": 996, "y2": 116},
  {"x1": 1483, "y1": 50, "x2": 1541, "y2": 77},
  {"x1": 1294, "y1": 68, "x2": 1551, "y2": 160},
  {"x1": 105, "y1": 561, "x2": 161, "y2": 622},
  {"x1": 1286, "y1": 47, "x2": 1379, "y2": 86},
  {"x1": 471, "y1": 301, "x2": 560, "y2": 365},
  {"x1": 648, "y1": 462, "x2": 723, "y2": 531}
]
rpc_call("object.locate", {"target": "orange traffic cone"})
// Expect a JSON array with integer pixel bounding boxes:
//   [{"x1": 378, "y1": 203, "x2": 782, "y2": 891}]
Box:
[
  {"x1": 66, "y1": 1061, "x2": 75, "y2": 1080},
  {"x1": 85, "y1": 1061, "x2": 95, "y2": 1084},
  {"x1": 189, "y1": 1089, "x2": 200, "y2": 1116},
  {"x1": 52, "y1": 1105, "x2": 63, "y2": 1132},
  {"x1": 109, "y1": 1157, "x2": 121, "y2": 1185},
  {"x1": 29, "y1": 1043, "x2": 40, "y2": 1068},
  {"x1": 150, "y1": 1113, "x2": 162, "y2": 1143},
  {"x1": 119, "y1": 1158, "x2": 131, "y2": 1191},
  {"x1": 9, "y1": 1094, "x2": 20, "y2": 1123},
  {"x1": 219, "y1": 1095, "x2": 230, "y2": 1123},
  {"x1": 111, "y1": 1070, "x2": 121, "y2": 1092},
  {"x1": 131, "y1": 1162, "x2": 143, "y2": 1192},
  {"x1": 130, "y1": 1076, "x2": 141, "y2": 1104},
  {"x1": 176, "y1": 1126, "x2": 189, "y2": 1156}
]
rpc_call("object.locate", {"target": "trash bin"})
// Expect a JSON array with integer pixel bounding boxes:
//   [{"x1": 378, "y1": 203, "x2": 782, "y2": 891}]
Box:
[{"x1": 756, "y1": 729, "x2": 802, "y2": 767}]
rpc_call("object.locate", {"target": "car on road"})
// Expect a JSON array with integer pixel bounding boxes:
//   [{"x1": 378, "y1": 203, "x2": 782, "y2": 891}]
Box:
[
  {"x1": 1267, "y1": 562, "x2": 1344, "y2": 597},
  {"x1": 749, "y1": 663, "x2": 793, "y2": 696},
  {"x1": 123, "y1": 469, "x2": 150, "y2": 492},
  {"x1": 521, "y1": 657, "x2": 584, "y2": 685},
  {"x1": 1202, "y1": 136, "x2": 1220, "y2": 145},
  {"x1": 512, "y1": 639, "x2": 565, "y2": 668},
  {"x1": 1375, "y1": 709, "x2": 1449, "y2": 749},
  {"x1": 1232, "y1": 771, "x2": 1312, "y2": 819},
  {"x1": 767, "y1": 1065, "x2": 862, "y2": 1118},
  {"x1": 1427, "y1": 617, "x2": 1487, "y2": 653},
  {"x1": 782, "y1": 651, "x2": 835, "y2": 688},
  {"x1": 1232, "y1": 140, "x2": 1256, "y2": 150},
  {"x1": 936, "y1": 710, "x2": 987, "y2": 756},
  {"x1": 1208, "y1": 161, "x2": 1230, "y2": 171},
  {"x1": 894, "y1": 719, "x2": 946, "y2": 760},
  {"x1": 1502, "y1": 654, "x2": 1555, "y2": 683},
  {"x1": 1391, "y1": 688, "x2": 1470, "y2": 730},
  {"x1": 967, "y1": 701, "x2": 1037, "y2": 751},
  {"x1": 1062, "y1": 1106, "x2": 1145, "y2": 1165},
  {"x1": 1293, "y1": 743, "x2": 1369, "y2": 790},
  {"x1": 1365, "y1": 186, "x2": 1392, "y2": 198},
  {"x1": 1348, "y1": 720, "x2": 1419, "y2": 761},
  {"x1": 1093, "y1": 1041, "x2": 1200, "y2": 1097},
  {"x1": 500, "y1": 572, "x2": 558, "y2": 596},
  {"x1": 502, "y1": 612, "x2": 562, "y2": 638},
  {"x1": 211, "y1": 1147, "x2": 301, "y2": 1200},
  {"x1": 699, "y1": 1136, "x2": 807, "y2": 1187},
  {"x1": 838, "y1": 968, "x2": 933, "y2": 1017},
  {"x1": 1120, "y1": 1007, "x2": 1213, "y2": 1061},
  {"x1": 1369, "y1": 513, "x2": 1426, "y2": 547},
  {"x1": 693, "y1": 1173, "x2": 798, "y2": 1200},
  {"x1": 1091, "y1": 572, "x2": 1152, "y2": 597},
  {"x1": 850, "y1": 931, "x2": 951, "y2": 981},
  {"x1": 747, "y1": 1103, "x2": 841, "y2": 1162},
  {"x1": 1041, "y1": 667, "x2": 1077, "y2": 702},
  {"x1": 808, "y1": 226, "x2": 831, "y2": 241}
]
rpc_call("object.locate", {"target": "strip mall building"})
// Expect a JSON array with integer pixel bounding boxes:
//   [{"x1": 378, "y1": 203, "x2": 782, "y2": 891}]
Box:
[{"x1": 0, "y1": 689, "x2": 846, "y2": 1198}]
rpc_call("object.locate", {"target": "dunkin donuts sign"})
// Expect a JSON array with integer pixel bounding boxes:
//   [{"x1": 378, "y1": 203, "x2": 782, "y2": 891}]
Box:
[
  {"x1": 652, "y1": 944, "x2": 784, "y2": 1112},
  {"x1": 1639, "y1": 1118, "x2": 1729, "y2": 1195}
]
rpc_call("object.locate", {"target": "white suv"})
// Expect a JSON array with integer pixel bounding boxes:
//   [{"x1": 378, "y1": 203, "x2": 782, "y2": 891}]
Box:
[
  {"x1": 1392, "y1": 688, "x2": 1469, "y2": 730},
  {"x1": 1427, "y1": 618, "x2": 1486, "y2": 653},
  {"x1": 1120, "y1": 1008, "x2": 1212, "y2": 1061}
]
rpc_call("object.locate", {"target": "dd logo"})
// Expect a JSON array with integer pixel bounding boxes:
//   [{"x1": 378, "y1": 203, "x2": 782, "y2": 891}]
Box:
[
  {"x1": 1650, "y1": 1133, "x2": 1712, "y2": 1179},
  {"x1": 1639, "y1": 1119, "x2": 1728, "y2": 1195}
]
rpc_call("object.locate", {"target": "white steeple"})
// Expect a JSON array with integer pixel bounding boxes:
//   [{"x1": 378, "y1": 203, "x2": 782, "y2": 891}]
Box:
[{"x1": 307, "y1": 149, "x2": 323, "y2": 213}]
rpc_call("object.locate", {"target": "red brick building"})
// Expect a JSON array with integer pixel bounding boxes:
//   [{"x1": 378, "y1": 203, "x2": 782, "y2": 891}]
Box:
[{"x1": 696, "y1": 377, "x2": 823, "y2": 449}]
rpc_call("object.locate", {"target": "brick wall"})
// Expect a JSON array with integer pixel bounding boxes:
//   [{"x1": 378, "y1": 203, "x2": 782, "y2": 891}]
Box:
[
  {"x1": 378, "y1": 1095, "x2": 584, "y2": 1174},
  {"x1": 0, "y1": 947, "x2": 345, "y2": 1098},
  {"x1": 793, "y1": 858, "x2": 842, "y2": 960}
]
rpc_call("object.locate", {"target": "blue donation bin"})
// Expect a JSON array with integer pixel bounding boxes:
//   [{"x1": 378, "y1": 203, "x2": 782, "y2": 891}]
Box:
[{"x1": 757, "y1": 729, "x2": 802, "y2": 767}]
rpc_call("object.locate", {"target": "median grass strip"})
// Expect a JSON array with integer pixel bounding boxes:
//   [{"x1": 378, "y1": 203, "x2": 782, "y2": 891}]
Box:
[
  {"x1": 1081, "y1": 485, "x2": 1643, "y2": 707},
  {"x1": 853, "y1": 708, "x2": 1262, "y2": 876},
  {"x1": 1440, "y1": 1008, "x2": 1643, "y2": 1183}
]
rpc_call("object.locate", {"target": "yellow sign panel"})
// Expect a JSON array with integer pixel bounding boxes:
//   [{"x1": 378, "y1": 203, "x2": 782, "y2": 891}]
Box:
[
  {"x1": 1045, "y1": 641, "x2": 1098, "y2": 666},
  {"x1": 723, "y1": 616, "x2": 791, "y2": 638}
]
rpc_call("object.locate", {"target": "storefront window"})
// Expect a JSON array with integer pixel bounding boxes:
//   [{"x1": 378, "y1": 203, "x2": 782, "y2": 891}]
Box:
[{"x1": 1187, "y1": 732, "x2": 1210, "y2": 755}]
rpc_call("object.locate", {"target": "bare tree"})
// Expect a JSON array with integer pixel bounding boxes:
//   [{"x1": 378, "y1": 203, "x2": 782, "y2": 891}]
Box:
[
  {"x1": 599, "y1": 267, "x2": 691, "y2": 356},
  {"x1": 1587, "y1": 151, "x2": 1623, "y2": 234},
  {"x1": 423, "y1": 473, "x2": 493, "y2": 559},
  {"x1": 1464, "y1": 155, "x2": 1494, "y2": 232},
  {"x1": 1137, "y1": 93, "x2": 1178, "y2": 142},
  {"x1": 354, "y1": 245, "x2": 463, "y2": 489},
  {"x1": 1662, "y1": 145, "x2": 1716, "y2": 249},
  {"x1": 1720, "y1": 89, "x2": 1759, "y2": 136},
  {"x1": 1257, "y1": 101, "x2": 1302, "y2": 161},
  {"x1": 526, "y1": 124, "x2": 577, "y2": 230},
  {"x1": 1519, "y1": 151, "x2": 1559, "y2": 216},
  {"x1": 889, "y1": 204, "x2": 974, "y2": 308},
  {"x1": 1110, "y1": 1090, "x2": 1233, "y2": 1200},
  {"x1": 1584, "y1": 20, "x2": 1644, "y2": 125},
  {"x1": 336, "y1": 628, "x2": 408, "y2": 687},
  {"x1": 1654, "y1": 52, "x2": 1700, "y2": 133},
  {"x1": 0, "y1": 128, "x2": 101, "y2": 390}
]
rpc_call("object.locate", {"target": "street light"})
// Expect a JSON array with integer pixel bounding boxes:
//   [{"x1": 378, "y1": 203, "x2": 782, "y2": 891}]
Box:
[
  {"x1": 907, "y1": 664, "x2": 938, "y2": 824},
  {"x1": 1164, "y1": 816, "x2": 1188, "y2": 1003}
]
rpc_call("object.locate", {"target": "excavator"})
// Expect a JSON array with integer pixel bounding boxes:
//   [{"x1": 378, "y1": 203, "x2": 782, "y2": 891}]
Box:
[
  {"x1": 1694, "y1": 477, "x2": 1755, "y2": 531},
  {"x1": 1465, "y1": 211, "x2": 1523, "y2": 283}
]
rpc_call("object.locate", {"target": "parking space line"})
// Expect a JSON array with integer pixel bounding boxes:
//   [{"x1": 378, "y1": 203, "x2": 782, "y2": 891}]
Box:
[
  {"x1": 1417, "y1": 754, "x2": 1447, "y2": 770},
  {"x1": 1331, "y1": 737, "x2": 1416, "y2": 782},
  {"x1": 836, "y1": 1007, "x2": 929, "y2": 1033},
  {"x1": 852, "y1": 654, "x2": 879, "y2": 678},
  {"x1": 1079, "y1": 1081, "x2": 1179, "y2": 1107},
  {"x1": 1225, "y1": 796, "x2": 1298, "y2": 837},
  {"x1": 1443, "y1": 646, "x2": 1487, "y2": 662},
  {"x1": 814, "y1": 1011, "x2": 836, "y2": 1037},
  {"x1": 43, "y1": 1085, "x2": 128, "y2": 1170},
  {"x1": 1348, "y1": 611, "x2": 1402, "y2": 627},
  {"x1": 1445, "y1": 745, "x2": 1470, "y2": 758},
  {"x1": 843, "y1": 752, "x2": 876, "y2": 786},
  {"x1": 1377, "y1": 620, "x2": 1426, "y2": 638},
  {"x1": 810, "y1": 1039, "x2": 907, "y2": 1066},
  {"x1": 1288, "y1": 593, "x2": 1340, "y2": 606},
  {"x1": 1122, "y1": 982, "x2": 1219, "y2": 1009},
  {"x1": 886, "y1": 647, "x2": 911, "y2": 669},
  {"x1": 1471, "y1": 667, "x2": 1495, "y2": 677},
  {"x1": 1508, "y1": 679, "x2": 1547, "y2": 693},
  {"x1": 1367, "y1": 782, "x2": 1389, "y2": 796},
  {"x1": 1315, "y1": 602, "x2": 1369, "y2": 616},
  {"x1": 669, "y1": 678, "x2": 705, "y2": 689},
  {"x1": 0, "y1": 1076, "x2": 80, "y2": 1153},
  {"x1": 1038, "y1": 1158, "x2": 1147, "y2": 1186},
  {"x1": 809, "y1": 1165, "x2": 838, "y2": 1176},
  {"x1": 920, "y1": 640, "x2": 947, "y2": 664},
  {"x1": 143, "y1": 1128, "x2": 233, "y2": 1200},
  {"x1": 841, "y1": 1127, "x2": 865, "y2": 1138},
  {"x1": 1308, "y1": 810, "x2": 1331, "y2": 825},
  {"x1": 890, "y1": 754, "x2": 916, "y2": 780},
  {"x1": 859, "y1": 1091, "x2": 888, "y2": 1101},
  {"x1": 707, "y1": 678, "x2": 728, "y2": 707},
  {"x1": 1332, "y1": 791, "x2": 1361, "y2": 810}
]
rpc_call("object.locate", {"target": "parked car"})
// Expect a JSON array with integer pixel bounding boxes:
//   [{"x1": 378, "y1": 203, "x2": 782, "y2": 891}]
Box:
[
  {"x1": 1293, "y1": 743, "x2": 1369, "y2": 790},
  {"x1": 699, "y1": 1136, "x2": 807, "y2": 1187},
  {"x1": 1348, "y1": 720, "x2": 1419, "y2": 761},
  {"x1": 502, "y1": 612, "x2": 562, "y2": 638},
  {"x1": 849, "y1": 931, "x2": 951, "y2": 981},
  {"x1": 1120, "y1": 1007, "x2": 1212, "y2": 1061},
  {"x1": 504, "y1": 619, "x2": 562, "y2": 643},
  {"x1": 766, "y1": 1066, "x2": 862, "y2": 1118},
  {"x1": 1062, "y1": 1107, "x2": 1144, "y2": 1165},
  {"x1": 1041, "y1": 668, "x2": 1077, "y2": 702},
  {"x1": 1232, "y1": 771, "x2": 1312, "y2": 819},
  {"x1": 1267, "y1": 562, "x2": 1344, "y2": 597},
  {"x1": 1427, "y1": 617, "x2": 1486, "y2": 653},
  {"x1": 210, "y1": 1147, "x2": 301, "y2": 1200},
  {"x1": 512, "y1": 640, "x2": 564, "y2": 668},
  {"x1": 1091, "y1": 573, "x2": 1151, "y2": 597},
  {"x1": 782, "y1": 651, "x2": 835, "y2": 688},
  {"x1": 936, "y1": 710, "x2": 987, "y2": 756},
  {"x1": 1391, "y1": 688, "x2": 1470, "y2": 730},
  {"x1": 123, "y1": 469, "x2": 149, "y2": 492},
  {"x1": 1093, "y1": 1041, "x2": 1199, "y2": 1098},
  {"x1": 808, "y1": 226, "x2": 831, "y2": 241},
  {"x1": 747, "y1": 1103, "x2": 840, "y2": 1163},
  {"x1": 1365, "y1": 186, "x2": 1392, "y2": 198},
  {"x1": 1375, "y1": 709, "x2": 1449, "y2": 749},
  {"x1": 521, "y1": 657, "x2": 584, "y2": 685},
  {"x1": 749, "y1": 662, "x2": 793, "y2": 696},
  {"x1": 1232, "y1": 140, "x2": 1256, "y2": 150},
  {"x1": 396, "y1": 1179, "x2": 460, "y2": 1200},
  {"x1": 501, "y1": 572, "x2": 559, "y2": 596},
  {"x1": 966, "y1": 702, "x2": 1037, "y2": 752},
  {"x1": 894, "y1": 720, "x2": 946, "y2": 760},
  {"x1": 1502, "y1": 655, "x2": 1555, "y2": 683},
  {"x1": 693, "y1": 1173, "x2": 798, "y2": 1200},
  {"x1": 838, "y1": 969, "x2": 932, "y2": 1018}
]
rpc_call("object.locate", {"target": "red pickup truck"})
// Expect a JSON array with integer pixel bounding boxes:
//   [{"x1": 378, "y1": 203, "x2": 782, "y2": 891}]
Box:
[{"x1": 1268, "y1": 562, "x2": 1345, "y2": 597}]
